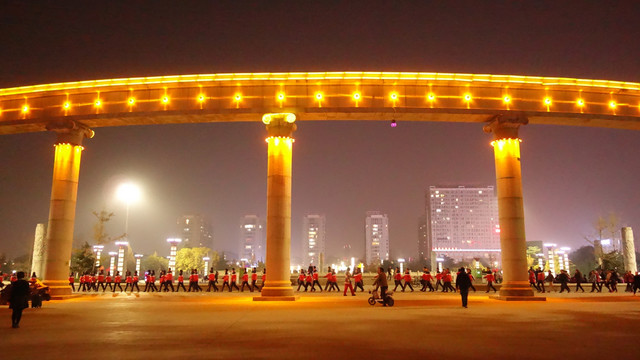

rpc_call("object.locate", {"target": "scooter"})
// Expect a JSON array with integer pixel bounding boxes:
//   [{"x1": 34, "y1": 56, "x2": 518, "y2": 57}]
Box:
[{"x1": 368, "y1": 288, "x2": 394, "y2": 307}]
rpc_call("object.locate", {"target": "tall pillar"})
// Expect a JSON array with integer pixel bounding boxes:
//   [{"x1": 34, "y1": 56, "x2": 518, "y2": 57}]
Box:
[
  {"x1": 483, "y1": 115, "x2": 542, "y2": 300},
  {"x1": 43, "y1": 121, "x2": 93, "y2": 297},
  {"x1": 31, "y1": 223, "x2": 46, "y2": 278},
  {"x1": 621, "y1": 227, "x2": 637, "y2": 273},
  {"x1": 255, "y1": 113, "x2": 297, "y2": 301}
]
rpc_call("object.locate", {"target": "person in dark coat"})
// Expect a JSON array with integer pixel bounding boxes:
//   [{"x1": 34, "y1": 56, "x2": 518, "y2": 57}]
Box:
[
  {"x1": 633, "y1": 272, "x2": 640, "y2": 295},
  {"x1": 9, "y1": 271, "x2": 30, "y2": 328},
  {"x1": 455, "y1": 267, "x2": 472, "y2": 308}
]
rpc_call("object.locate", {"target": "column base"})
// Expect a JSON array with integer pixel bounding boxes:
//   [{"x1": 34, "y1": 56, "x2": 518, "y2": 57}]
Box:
[
  {"x1": 489, "y1": 295, "x2": 546, "y2": 301},
  {"x1": 253, "y1": 296, "x2": 299, "y2": 302},
  {"x1": 490, "y1": 281, "x2": 544, "y2": 301},
  {"x1": 257, "y1": 282, "x2": 296, "y2": 300},
  {"x1": 44, "y1": 281, "x2": 73, "y2": 298}
]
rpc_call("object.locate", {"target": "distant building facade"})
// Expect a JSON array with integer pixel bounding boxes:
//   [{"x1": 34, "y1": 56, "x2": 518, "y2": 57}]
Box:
[
  {"x1": 365, "y1": 211, "x2": 390, "y2": 265},
  {"x1": 426, "y1": 186, "x2": 500, "y2": 264},
  {"x1": 240, "y1": 215, "x2": 264, "y2": 264},
  {"x1": 177, "y1": 214, "x2": 213, "y2": 249},
  {"x1": 303, "y1": 214, "x2": 326, "y2": 267},
  {"x1": 417, "y1": 215, "x2": 431, "y2": 264}
]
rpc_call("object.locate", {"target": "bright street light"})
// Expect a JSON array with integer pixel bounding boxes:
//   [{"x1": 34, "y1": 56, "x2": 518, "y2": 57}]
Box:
[{"x1": 116, "y1": 182, "x2": 141, "y2": 236}]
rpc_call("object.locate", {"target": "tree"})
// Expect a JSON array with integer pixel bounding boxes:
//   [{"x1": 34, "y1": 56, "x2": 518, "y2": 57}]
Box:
[
  {"x1": 569, "y1": 246, "x2": 597, "y2": 274},
  {"x1": 601, "y1": 250, "x2": 624, "y2": 271},
  {"x1": 175, "y1": 247, "x2": 211, "y2": 272},
  {"x1": 70, "y1": 241, "x2": 96, "y2": 275},
  {"x1": 92, "y1": 209, "x2": 115, "y2": 245},
  {"x1": 140, "y1": 252, "x2": 168, "y2": 274},
  {"x1": 526, "y1": 246, "x2": 542, "y2": 268}
]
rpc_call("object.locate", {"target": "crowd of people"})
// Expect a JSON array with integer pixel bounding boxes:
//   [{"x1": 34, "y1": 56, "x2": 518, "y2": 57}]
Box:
[{"x1": 527, "y1": 267, "x2": 640, "y2": 294}]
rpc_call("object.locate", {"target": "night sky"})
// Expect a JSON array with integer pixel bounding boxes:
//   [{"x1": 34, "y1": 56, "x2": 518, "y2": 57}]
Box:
[{"x1": 1, "y1": 1, "x2": 639, "y2": 261}]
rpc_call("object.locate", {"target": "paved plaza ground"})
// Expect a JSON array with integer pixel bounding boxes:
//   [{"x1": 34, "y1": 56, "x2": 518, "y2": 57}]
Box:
[{"x1": 3, "y1": 288, "x2": 639, "y2": 360}]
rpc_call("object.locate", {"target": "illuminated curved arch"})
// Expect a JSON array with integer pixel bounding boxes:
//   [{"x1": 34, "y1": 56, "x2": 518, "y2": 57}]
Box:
[{"x1": 1, "y1": 71, "x2": 639, "y2": 135}]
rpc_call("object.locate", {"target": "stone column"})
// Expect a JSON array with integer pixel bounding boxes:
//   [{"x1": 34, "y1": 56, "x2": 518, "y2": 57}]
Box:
[
  {"x1": 484, "y1": 115, "x2": 542, "y2": 300},
  {"x1": 43, "y1": 121, "x2": 93, "y2": 297},
  {"x1": 621, "y1": 227, "x2": 637, "y2": 273},
  {"x1": 31, "y1": 223, "x2": 46, "y2": 278},
  {"x1": 255, "y1": 113, "x2": 297, "y2": 301}
]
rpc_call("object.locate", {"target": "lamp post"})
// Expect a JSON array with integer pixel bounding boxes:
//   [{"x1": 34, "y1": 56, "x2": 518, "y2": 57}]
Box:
[
  {"x1": 166, "y1": 238, "x2": 182, "y2": 271},
  {"x1": 134, "y1": 254, "x2": 143, "y2": 275},
  {"x1": 115, "y1": 241, "x2": 128, "y2": 275},
  {"x1": 203, "y1": 257, "x2": 210, "y2": 275},
  {"x1": 92, "y1": 245, "x2": 104, "y2": 270},
  {"x1": 116, "y1": 182, "x2": 141, "y2": 237},
  {"x1": 108, "y1": 252, "x2": 117, "y2": 274}
]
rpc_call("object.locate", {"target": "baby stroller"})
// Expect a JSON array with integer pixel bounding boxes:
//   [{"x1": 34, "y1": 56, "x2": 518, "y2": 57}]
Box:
[{"x1": 368, "y1": 288, "x2": 394, "y2": 307}]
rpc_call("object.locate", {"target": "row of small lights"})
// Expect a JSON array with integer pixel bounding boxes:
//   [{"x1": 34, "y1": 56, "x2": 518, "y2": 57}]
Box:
[{"x1": 11, "y1": 91, "x2": 630, "y2": 114}]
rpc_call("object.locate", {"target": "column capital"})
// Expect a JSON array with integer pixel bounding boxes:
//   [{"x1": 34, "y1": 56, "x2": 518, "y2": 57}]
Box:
[
  {"x1": 483, "y1": 113, "x2": 528, "y2": 140},
  {"x1": 46, "y1": 119, "x2": 94, "y2": 146},
  {"x1": 262, "y1": 113, "x2": 297, "y2": 138}
]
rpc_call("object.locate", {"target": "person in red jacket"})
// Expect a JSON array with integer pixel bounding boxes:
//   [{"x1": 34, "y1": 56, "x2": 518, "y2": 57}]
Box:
[
  {"x1": 165, "y1": 269, "x2": 175, "y2": 292},
  {"x1": 435, "y1": 271, "x2": 444, "y2": 292},
  {"x1": 97, "y1": 270, "x2": 106, "y2": 291},
  {"x1": 105, "y1": 272, "x2": 114, "y2": 292},
  {"x1": 323, "y1": 267, "x2": 333, "y2": 291},
  {"x1": 68, "y1": 272, "x2": 75, "y2": 292},
  {"x1": 250, "y1": 268, "x2": 259, "y2": 292},
  {"x1": 192, "y1": 269, "x2": 202, "y2": 292},
  {"x1": 305, "y1": 271, "x2": 314, "y2": 292},
  {"x1": 124, "y1": 271, "x2": 133, "y2": 292},
  {"x1": 443, "y1": 269, "x2": 456, "y2": 293},
  {"x1": 148, "y1": 271, "x2": 158, "y2": 292},
  {"x1": 221, "y1": 269, "x2": 231, "y2": 292},
  {"x1": 176, "y1": 270, "x2": 187, "y2": 292},
  {"x1": 240, "y1": 269, "x2": 252, "y2": 292},
  {"x1": 132, "y1": 271, "x2": 140, "y2": 292},
  {"x1": 393, "y1": 268, "x2": 404, "y2": 292},
  {"x1": 403, "y1": 270, "x2": 414, "y2": 292},
  {"x1": 330, "y1": 270, "x2": 340, "y2": 291},
  {"x1": 230, "y1": 268, "x2": 240, "y2": 292},
  {"x1": 10, "y1": 272, "x2": 18, "y2": 283},
  {"x1": 159, "y1": 271, "x2": 167, "y2": 292},
  {"x1": 343, "y1": 267, "x2": 355, "y2": 296},
  {"x1": 78, "y1": 273, "x2": 86, "y2": 292},
  {"x1": 0, "y1": 272, "x2": 5, "y2": 289},
  {"x1": 536, "y1": 269, "x2": 546, "y2": 293},
  {"x1": 484, "y1": 272, "x2": 497, "y2": 293},
  {"x1": 353, "y1": 268, "x2": 364, "y2": 292},
  {"x1": 261, "y1": 269, "x2": 266, "y2": 289},
  {"x1": 310, "y1": 268, "x2": 322, "y2": 292},
  {"x1": 528, "y1": 268, "x2": 540, "y2": 292},
  {"x1": 90, "y1": 273, "x2": 98, "y2": 292},
  {"x1": 296, "y1": 269, "x2": 307, "y2": 291},
  {"x1": 113, "y1": 271, "x2": 123, "y2": 292},
  {"x1": 421, "y1": 270, "x2": 434, "y2": 292},
  {"x1": 465, "y1": 268, "x2": 476, "y2": 293}
]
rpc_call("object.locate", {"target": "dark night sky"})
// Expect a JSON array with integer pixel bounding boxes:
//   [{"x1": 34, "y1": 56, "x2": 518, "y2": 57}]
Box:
[{"x1": 0, "y1": 1, "x2": 639, "y2": 260}]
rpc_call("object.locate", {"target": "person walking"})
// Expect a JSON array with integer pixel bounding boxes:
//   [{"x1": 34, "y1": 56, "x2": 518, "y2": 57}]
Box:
[
  {"x1": 353, "y1": 268, "x2": 365, "y2": 292},
  {"x1": 131, "y1": 271, "x2": 140, "y2": 292},
  {"x1": 305, "y1": 271, "x2": 314, "y2": 292},
  {"x1": 435, "y1": 271, "x2": 444, "y2": 292},
  {"x1": 310, "y1": 268, "x2": 322, "y2": 292},
  {"x1": 343, "y1": 267, "x2": 355, "y2": 296},
  {"x1": 105, "y1": 272, "x2": 114, "y2": 292},
  {"x1": 68, "y1": 272, "x2": 75, "y2": 292},
  {"x1": 484, "y1": 272, "x2": 497, "y2": 293},
  {"x1": 165, "y1": 270, "x2": 175, "y2": 292},
  {"x1": 545, "y1": 270, "x2": 556, "y2": 292},
  {"x1": 558, "y1": 270, "x2": 570, "y2": 293},
  {"x1": 588, "y1": 270, "x2": 600, "y2": 293},
  {"x1": 97, "y1": 270, "x2": 106, "y2": 291},
  {"x1": 124, "y1": 271, "x2": 133, "y2": 292},
  {"x1": 207, "y1": 270, "x2": 218, "y2": 292},
  {"x1": 528, "y1": 268, "x2": 540, "y2": 292},
  {"x1": 393, "y1": 268, "x2": 404, "y2": 292},
  {"x1": 330, "y1": 270, "x2": 340, "y2": 291},
  {"x1": 251, "y1": 268, "x2": 259, "y2": 292},
  {"x1": 403, "y1": 270, "x2": 414, "y2": 292},
  {"x1": 574, "y1": 269, "x2": 585, "y2": 292},
  {"x1": 633, "y1": 272, "x2": 640, "y2": 295},
  {"x1": 323, "y1": 267, "x2": 333, "y2": 291},
  {"x1": 466, "y1": 269, "x2": 476, "y2": 293},
  {"x1": 148, "y1": 271, "x2": 158, "y2": 292},
  {"x1": 113, "y1": 271, "x2": 124, "y2": 292},
  {"x1": 421, "y1": 271, "x2": 434, "y2": 292},
  {"x1": 456, "y1": 267, "x2": 472, "y2": 308},
  {"x1": 609, "y1": 271, "x2": 619, "y2": 292},
  {"x1": 536, "y1": 269, "x2": 546, "y2": 293},
  {"x1": 230, "y1": 269, "x2": 240, "y2": 292},
  {"x1": 176, "y1": 270, "x2": 187, "y2": 292},
  {"x1": 296, "y1": 270, "x2": 307, "y2": 292},
  {"x1": 443, "y1": 269, "x2": 456, "y2": 293},
  {"x1": 240, "y1": 269, "x2": 252, "y2": 292},
  {"x1": 221, "y1": 269, "x2": 231, "y2": 292},
  {"x1": 9, "y1": 272, "x2": 30, "y2": 328},
  {"x1": 624, "y1": 271, "x2": 634, "y2": 292}
]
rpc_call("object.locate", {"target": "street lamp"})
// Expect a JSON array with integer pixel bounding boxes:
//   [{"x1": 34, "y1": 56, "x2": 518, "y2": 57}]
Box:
[
  {"x1": 134, "y1": 254, "x2": 143, "y2": 275},
  {"x1": 108, "y1": 252, "x2": 117, "y2": 274},
  {"x1": 115, "y1": 241, "x2": 128, "y2": 275},
  {"x1": 93, "y1": 245, "x2": 104, "y2": 270},
  {"x1": 116, "y1": 182, "x2": 141, "y2": 236},
  {"x1": 203, "y1": 257, "x2": 210, "y2": 274},
  {"x1": 167, "y1": 238, "x2": 182, "y2": 271}
]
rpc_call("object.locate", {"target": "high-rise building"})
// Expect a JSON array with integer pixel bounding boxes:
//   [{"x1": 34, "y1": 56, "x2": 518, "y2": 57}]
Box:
[
  {"x1": 417, "y1": 215, "x2": 430, "y2": 263},
  {"x1": 177, "y1": 214, "x2": 213, "y2": 249},
  {"x1": 240, "y1": 215, "x2": 264, "y2": 264},
  {"x1": 365, "y1": 211, "x2": 390, "y2": 265},
  {"x1": 426, "y1": 185, "x2": 500, "y2": 264},
  {"x1": 302, "y1": 214, "x2": 326, "y2": 267}
]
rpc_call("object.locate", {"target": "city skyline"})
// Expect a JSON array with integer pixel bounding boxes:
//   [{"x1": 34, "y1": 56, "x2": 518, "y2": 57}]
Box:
[{"x1": 1, "y1": 2, "x2": 639, "y2": 262}]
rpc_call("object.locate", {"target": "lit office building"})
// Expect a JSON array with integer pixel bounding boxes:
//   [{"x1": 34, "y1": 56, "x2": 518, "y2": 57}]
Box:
[
  {"x1": 426, "y1": 186, "x2": 500, "y2": 264},
  {"x1": 240, "y1": 215, "x2": 264, "y2": 264},
  {"x1": 177, "y1": 214, "x2": 213, "y2": 249},
  {"x1": 417, "y1": 215, "x2": 431, "y2": 263},
  {"x1": 365, "y1": 211, "x2": 390, "y2": 265},
  {"x1": 303, "y1": 214, "x2": 326, "y2": 267}
]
